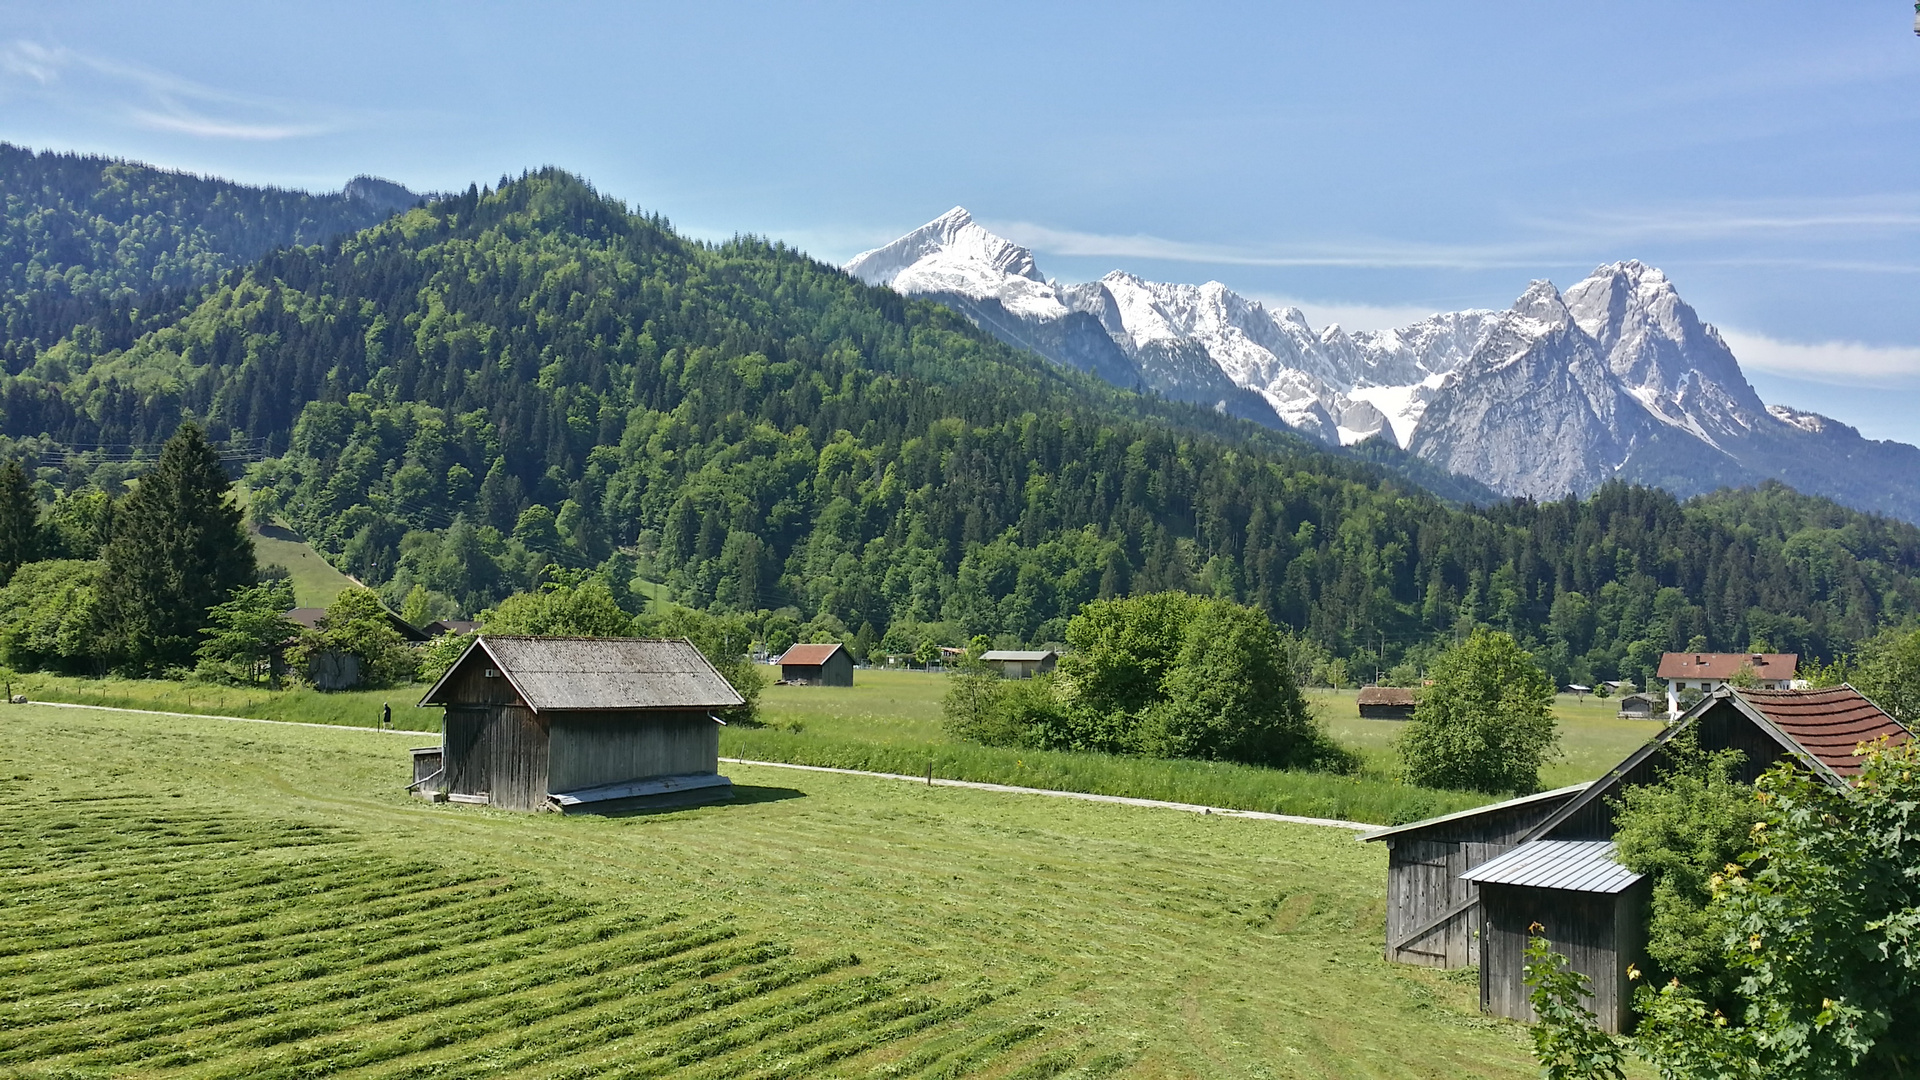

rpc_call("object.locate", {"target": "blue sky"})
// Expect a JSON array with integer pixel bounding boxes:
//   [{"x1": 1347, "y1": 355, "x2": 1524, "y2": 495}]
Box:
[{"x1": 4, "y1": 2, "x2": 1919, "y2": 439}]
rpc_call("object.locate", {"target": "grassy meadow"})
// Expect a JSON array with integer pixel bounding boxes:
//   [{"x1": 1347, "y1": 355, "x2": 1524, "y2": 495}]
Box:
[
  {"x1": 12, "y1": 667, "x2": 1664, "y2": 827},
  {"x1": 252, "y1": 523, "x2": 362, "y2": 608},
  {"x1": 0, "y1": 702, "x2": 1554, "y2": 1079}
]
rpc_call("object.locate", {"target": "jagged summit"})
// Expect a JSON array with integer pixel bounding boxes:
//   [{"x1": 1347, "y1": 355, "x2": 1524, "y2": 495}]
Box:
[{"x1": 848, "y1": 210, "x2": 1920, "y2": 520}]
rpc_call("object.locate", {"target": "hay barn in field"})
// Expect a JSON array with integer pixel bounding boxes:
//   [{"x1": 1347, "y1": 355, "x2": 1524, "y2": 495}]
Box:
[
  {"x1": 1366, "y1": 684, "x2": 1910, "y2": 1033},
  {"x1": 412, "y1": 636, "x2": 745, "y2": 813},
  {"x1": 1356, "y1": 686, "x2": 1417, "y2": 720},
  {"x1": 978, "y1": 650, "x2": 1058, "y2": 679},
  {"x1": 777, "y1": 642, "x2": 853, "y2": 686}
]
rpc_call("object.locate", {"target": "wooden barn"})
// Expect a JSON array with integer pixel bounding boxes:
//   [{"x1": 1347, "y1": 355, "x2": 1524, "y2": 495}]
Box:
[
  {"x1": 979, "y1": 650, "x2": 1058, "y2": 679},
  {"x1": 1362, "y1": 783, "x2": 1590, "y2": 967},
  {"x1": 1356, "y1": 686, "x2": 1417, "y2": 720},
  {"x1": 413, "y1": 636, "x2": 745, "y2": 813},
  {"x1": 777, "y1": 643, "x2": 853, "y2": 686},
  {"x1": 1366, "y1": 684, "x2": 1911, "y2": 1033}
]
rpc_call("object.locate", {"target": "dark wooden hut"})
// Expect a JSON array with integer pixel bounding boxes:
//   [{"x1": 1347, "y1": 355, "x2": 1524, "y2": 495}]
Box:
[
  {"x1": 1356, "y1": 686, "x2": 1417, "y2": 720},
  {"x1": 777, "y1": 643, "x2": 853, "y2": 686},
  {"x1": 979, "y1": 650, "x2": 1058, "y2": 679},
  {"x1": 1614, "y1": 692, "x2": 1656, "y2": 719},
  {"x1": 415, "y1": 636, "x2": 745, "y2": 813},
  {"x1": 1366, "y1": 684, "x2": 1911, "y2": 1032}
]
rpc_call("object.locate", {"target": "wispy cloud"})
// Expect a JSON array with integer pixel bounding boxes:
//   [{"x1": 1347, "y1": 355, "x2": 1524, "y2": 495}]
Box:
[
  {"x1": 977, "y1": 211, "x2": 1920, "y2": 276},
  {"x1": 0, "y1": 39, "x2": 338, "y2": 141},
  {"x1": 1721, "y1": 329, "x2": 1920, "y2": 384},
  {"x1": 980, "y1": 218, "x2": 1574, "y2": 271}
]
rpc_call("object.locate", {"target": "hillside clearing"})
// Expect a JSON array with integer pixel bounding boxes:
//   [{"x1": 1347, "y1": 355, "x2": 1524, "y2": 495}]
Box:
[{"x1": 0, "y1": 703, "x2": 1549, "y2": 1078}]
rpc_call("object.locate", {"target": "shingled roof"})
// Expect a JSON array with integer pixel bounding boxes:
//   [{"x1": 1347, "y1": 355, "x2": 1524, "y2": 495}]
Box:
[
  {"x1": 419, "y1": 636, "x2": 745, "y2": 712},
  {"x1": 1734, "y1": 686, "x2": 1910, "y2": 777}
]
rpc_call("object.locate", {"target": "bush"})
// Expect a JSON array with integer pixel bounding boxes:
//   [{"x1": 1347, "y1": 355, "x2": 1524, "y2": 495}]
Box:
[
  {"x1": 1398, "y1": 628, "x2": 1558, "y2": 793},
  {"x1": 287, "y1": 587, "x2": 417, "y2": 689},
  {"x1": 0, "y1": 559, "x2": 103, "y2": 674},
  {"x1": 480, "y1": 578, "x2": 631, "y2": 636},
  {"x1": 941, "y1": 592, "x2": 1350, "y2": 772},
  {"x1": 416, "y1": 631, "x2": 474, "y2": 684}
]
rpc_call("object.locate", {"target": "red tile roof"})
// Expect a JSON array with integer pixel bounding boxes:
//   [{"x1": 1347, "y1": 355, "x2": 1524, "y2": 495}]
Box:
[
  {"x1": 778, "y1": 643, "x2": 844, "y2": 666},
  {"x1": 1658, "y1": 652, "x2": 1797, "y2": 680},
  {"x1": 1737, "y1": 686, "x2": 1911, "y2": 777}
]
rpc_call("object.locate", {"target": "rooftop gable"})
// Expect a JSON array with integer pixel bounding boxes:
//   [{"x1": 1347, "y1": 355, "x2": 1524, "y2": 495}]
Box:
[
  {"x1": 979, "y1": 650, "x2": 1056, "y2": 662},
  {"x1": 419, "y1": 636, "x2": 745, "y2": 712},
  {"x1": 1357, "y1": 686, "x2": 1416, "y2": 707},
  {"x1": 1735, "y1": 685, "x2": 1910, "y2": 777}
]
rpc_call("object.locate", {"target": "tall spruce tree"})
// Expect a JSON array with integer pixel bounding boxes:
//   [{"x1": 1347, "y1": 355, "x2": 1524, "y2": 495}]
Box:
[
  {"x1": 98, "y1": 424, "x2": 257, "y2": 672},
  {"x1": 0, "y1": 458, "x2": 37, "y2": 585}
]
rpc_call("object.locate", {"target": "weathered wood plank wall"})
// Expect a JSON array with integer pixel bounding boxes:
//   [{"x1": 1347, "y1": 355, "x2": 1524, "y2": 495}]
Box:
[
  {"x1": 1479, "y1": 880, "x2": 1649, "y2": 1034},
  {"x1": 547, "y1": 712, "x2": 718, "y2": 792}
]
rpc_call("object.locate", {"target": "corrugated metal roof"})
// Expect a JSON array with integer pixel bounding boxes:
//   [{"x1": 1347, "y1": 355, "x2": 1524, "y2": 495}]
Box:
[
  {"x1": 1360, "y1": 783, "x2": 1590, "y2": 842},
  {"x1": 1460, "y1": 840, "x2": 1642, "y2": 894},
  {"x1": 778, "y1": 643, "x2": 844, "y2": 666},
  {"x1": 1657, "y1": 652, "x2": 1796, "y2": 680},
  {"x1": 980, "y1": 650, "x2": 1056, "y2": 662},
  {"x1": 1737, "y1": 685, "x2": 1911, "y2": 777},
  {"x1": 424, "y1": 636, "x2": 744, "y2": 711}
]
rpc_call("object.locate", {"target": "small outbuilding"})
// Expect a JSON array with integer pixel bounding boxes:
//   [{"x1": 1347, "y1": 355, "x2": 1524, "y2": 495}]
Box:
[
  {"x1": 777, "y1": 643, "x2": 853, "y2": 686},
  {"x1": 414, "y1": 635, "x2": 745, "y2": 813},
  {"x1": 1356, "y1": 686, "x2": 1417, "y2": 720},
  {"x1": 979, "y1": 650, "x2": 1059, "y2": 679},
  {"x1": 1615, "y1": 692, "x2": 1657, "y2": 719},
  {"x1": 286, "y1": 604, "x2": 431, "y2": 690},
  {"x1": 1367, "y1": 684, "x2": 1912, "y2": 1034}
]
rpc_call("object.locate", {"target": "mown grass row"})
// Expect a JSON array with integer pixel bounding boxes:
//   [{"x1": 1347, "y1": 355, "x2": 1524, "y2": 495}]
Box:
[{"x1": 0, "y1": 795, "x2": 1128, "y2": 1078}]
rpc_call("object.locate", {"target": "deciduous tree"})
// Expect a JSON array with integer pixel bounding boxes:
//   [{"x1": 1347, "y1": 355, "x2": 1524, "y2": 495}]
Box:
[{"x1": 1398, "y1": 628, "x2": 1558, "y2": 793}]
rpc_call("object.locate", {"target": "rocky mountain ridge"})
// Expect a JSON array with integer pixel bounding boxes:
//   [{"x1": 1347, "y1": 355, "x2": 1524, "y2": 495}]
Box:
[{"x1": 847, "y1": 209, "x2": 1920, "y2": 521}]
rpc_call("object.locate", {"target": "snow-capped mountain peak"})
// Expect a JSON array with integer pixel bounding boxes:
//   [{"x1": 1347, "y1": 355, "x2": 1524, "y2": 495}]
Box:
[{"x1": 846, "y1": 210, "x2": 1920, "y2": 522}]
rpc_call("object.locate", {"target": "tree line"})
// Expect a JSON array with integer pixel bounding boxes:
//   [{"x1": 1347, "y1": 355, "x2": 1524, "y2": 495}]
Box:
[{"x1": 4, "y1": 171, "x2": 1920, "y2": 683}]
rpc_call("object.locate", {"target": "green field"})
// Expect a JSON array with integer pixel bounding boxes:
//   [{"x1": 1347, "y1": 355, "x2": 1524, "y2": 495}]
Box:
[
  {"x1": 252, "y1": 523, "x2": 361, "y2": 608},
  {"x1": 0, "y1": 702, "x2": 1552, "y2": 1078},
  {"x1": 13, "y1": 669, "x2": 1663, "y2": 828}
]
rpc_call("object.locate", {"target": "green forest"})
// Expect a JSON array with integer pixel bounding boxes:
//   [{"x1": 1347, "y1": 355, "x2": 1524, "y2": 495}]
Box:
[{"x1": 4, "y1": 149, "x2": 1920, "y2": 688}]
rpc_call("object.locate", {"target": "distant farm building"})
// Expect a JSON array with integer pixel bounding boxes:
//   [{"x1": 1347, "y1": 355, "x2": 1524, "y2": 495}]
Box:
[
  {"x1": 1614, "y1": 692, "x2": 1657, "y2": 719},
  {"x1": 1356, "y1": 686, "x2": 1417, "y2": 720},
  {"x1": 413, "y1": 636, "x2": 745, "y2": 813},
  {"x1": 1657, "y1": 651, "x2": 1796, "y2": 717},
  {"x1": 979, "y1": 650, "x2": 1058, "y2": 679},
  {"x1": 425, "y1": 619, "x2": 480, "y2": 636},
  {"x1": 776, "y1": 643, "x2": 853, "y2": 686},
  {"x1": 285, "y1": 605, "x2": 429, "y2": 689},
  {"x1": 1365, "y1": 684, "x2": 1909, "y2": 1033}
]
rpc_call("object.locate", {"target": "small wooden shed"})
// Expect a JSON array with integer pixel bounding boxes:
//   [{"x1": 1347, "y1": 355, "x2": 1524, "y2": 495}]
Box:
[
  {"x1": 979, "y1": 650, "x2": 1059, "y2": 679},
  {"x1": 1356, "y1": 686, "x2": 1417, "y2": 720},
  {"x1": 777, "y1": 643, "x2": 853, "y2": 686},
  {"x1": 1615, "y1": 692, "x2": 1656, "y2": 719},
  {"x1": 415, "y1": 636, "x2": 745, "y2": 813},
  {"x1": 1464, "y1": 840, "x2": 1649, "y2": 1034}
]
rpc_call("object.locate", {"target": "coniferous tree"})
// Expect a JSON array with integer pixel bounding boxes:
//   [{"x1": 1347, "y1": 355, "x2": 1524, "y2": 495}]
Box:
[
  {"x1": 0, "y1": 458, "x2": 37, "y2": 584},
  {"x1": 97, "y1": 424, "x2": 256, "y2": 672}
]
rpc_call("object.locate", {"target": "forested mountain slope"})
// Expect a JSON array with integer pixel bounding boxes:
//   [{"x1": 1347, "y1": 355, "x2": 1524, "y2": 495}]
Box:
[
  {"x1": 0, "y1": 143, "x2": 415, "y2": 373},
  {"x1": 5, "y1": 170, "x2": 1919, "y2": 688}
]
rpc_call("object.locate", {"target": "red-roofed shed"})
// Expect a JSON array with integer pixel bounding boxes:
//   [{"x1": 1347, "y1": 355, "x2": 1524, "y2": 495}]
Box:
[{"x1": 776, "y1": 642, "x2": 853, "y2": 687}]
